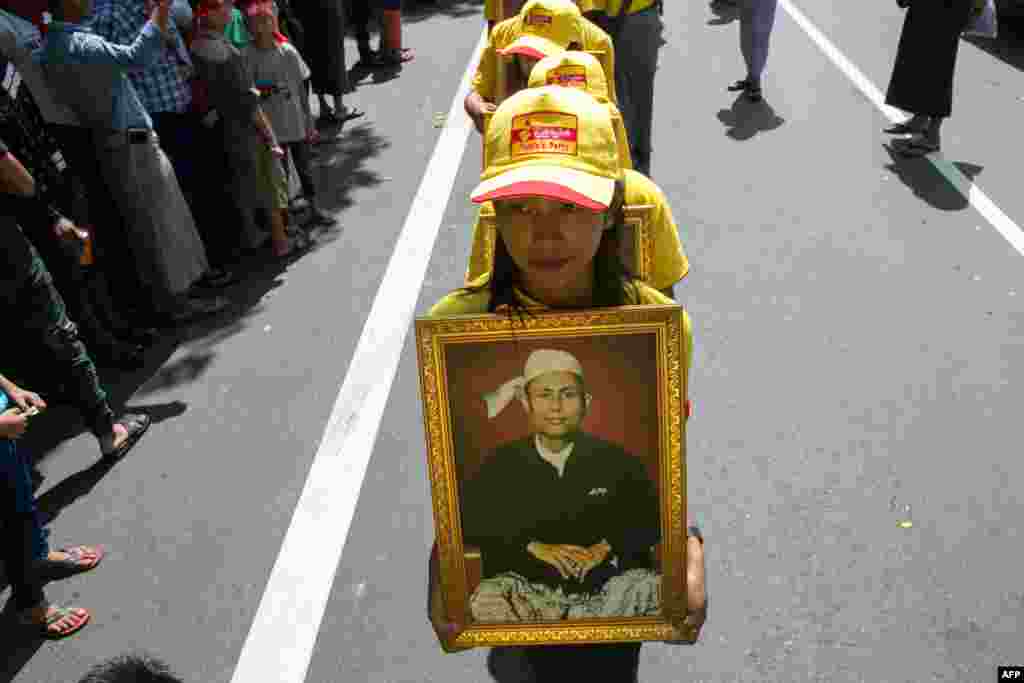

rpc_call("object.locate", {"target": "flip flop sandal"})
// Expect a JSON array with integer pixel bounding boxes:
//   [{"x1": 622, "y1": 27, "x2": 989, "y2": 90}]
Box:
[
  {"x1": 883, "y1": 121, "x2": 928, "y2": 135},
  {"x1": 33, "y1": 545, "x2": 105, "y2": 578},
  {"x1": 19, "y1": 605, "x2": 91, "y2": 640},
  {"x1": 898, "y1": 136, "x2": 940, "y2": 157},
  {"x1": 337, "y1": 107, "x2": 365, "y2": 123},
  {"x1": 101, "y1": 413, "x2": 151, "y2": 462},
  {"x1": 379, "y1": 49, "x2": 414, "y2": 66}
]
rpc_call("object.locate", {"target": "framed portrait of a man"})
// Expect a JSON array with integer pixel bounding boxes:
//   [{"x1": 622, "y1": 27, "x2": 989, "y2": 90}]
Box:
[{"x1": 415, "y1": 305, "x2": 691, "y2": 650}]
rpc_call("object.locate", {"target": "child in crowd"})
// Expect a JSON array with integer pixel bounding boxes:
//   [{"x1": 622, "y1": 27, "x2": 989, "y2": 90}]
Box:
[
  {"x1": 2, "y1": 374, "x2": 103, "y2": 639},
  {"x1": 244, "y1": 1, "x2": 335, "y2": 231},
  {"x1": 190, "y1": 0, "x2": 297, "y2": 258}
]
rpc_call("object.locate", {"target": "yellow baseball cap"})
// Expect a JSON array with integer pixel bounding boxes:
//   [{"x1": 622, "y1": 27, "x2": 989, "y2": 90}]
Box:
[
  {"x1": 527, "y1": 51, "x2": 609, "y2": 103},
  {"x1": 471, "y1": 86, "x2": 620, "y2": 211},
  {"x1": 499, "y1": 0, "x2": 584, "y2": 60}
]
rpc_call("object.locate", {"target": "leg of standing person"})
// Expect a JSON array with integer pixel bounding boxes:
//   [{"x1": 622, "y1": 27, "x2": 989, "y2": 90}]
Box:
[
  {"x1": 13, "y1": 245, "x2": 151, "y2": 460},
  {"x1": 284, "y1": 141, "x2": 335, "y2": 225},
  {"x1": 379, "y1": 0, "x2": 414, "y2": 64},
  {"x1": 45, "y1": 124, "x2": 147, "y2": 314},
  {"x1": 1, "y1": 446, "x2": 46, "y2": 614},
  {"x1": 884, "y1": 0, "x2": 972, "y2": 155},
  {"x1": 612, "y1": 6, "x2": 663, "y2": 177},
  {"x1": 525, "y1": 643, "x2": 642, "y2": 683},
  {"x1": 350, "y1": 0, "x2": 378, "y2": 64},
  {"x1": 150, "y1": 112, "x2": 234, "y2": 279},
  {"x1": 736, "y1": 0, "x2": 777, "y2": 100}
]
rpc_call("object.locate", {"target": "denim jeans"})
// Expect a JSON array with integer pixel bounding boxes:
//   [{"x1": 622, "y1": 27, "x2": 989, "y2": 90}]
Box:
[{"x1": 1, "y1": 436, "x2": 48, "y2": 609}]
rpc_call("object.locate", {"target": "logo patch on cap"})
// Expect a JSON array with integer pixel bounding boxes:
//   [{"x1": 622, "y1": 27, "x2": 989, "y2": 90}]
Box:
[
  {"x1": 526, "y1": 11, "x2": 553, "y2": 26},
  {"x1": 510, "y1": 112, "x2": 579, "y2": 157},
  {"x1": 546, "y1": 65, "x2": 588, "y2": 90}
]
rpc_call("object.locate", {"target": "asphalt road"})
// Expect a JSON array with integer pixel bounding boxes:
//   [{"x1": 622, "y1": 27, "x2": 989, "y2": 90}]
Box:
[{"x1": 4, "y1": 1, "x2": 1024, "y2": 682}]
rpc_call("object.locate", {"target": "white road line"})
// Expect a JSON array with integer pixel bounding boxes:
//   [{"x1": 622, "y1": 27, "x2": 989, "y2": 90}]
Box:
[
  {"x1": 229, "y1": 30, "x2": 486, "y2": 683},
  {"x1": 780, "y1": 0, "x2": 1024, "y2": 257}
]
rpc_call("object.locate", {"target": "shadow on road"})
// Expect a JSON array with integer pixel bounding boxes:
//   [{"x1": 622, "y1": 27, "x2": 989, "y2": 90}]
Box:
[
  {"x1": 882, "y1": 143, "x2": 984, "y2": 211},
  {"x1": 716, "y1": 96, "x2": 786, "y2": 140},
  {"x1": 0, "y1": 119, "x2": 389, "y2": 547}
]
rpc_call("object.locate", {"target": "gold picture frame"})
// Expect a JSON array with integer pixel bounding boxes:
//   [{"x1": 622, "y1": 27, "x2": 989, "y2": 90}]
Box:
[
  {"x1": 415, "y1": 306, "x2": 692, "y2": 650},
  {"x1": 476, "y1": 203, "x2": 657, "y2": 283}
]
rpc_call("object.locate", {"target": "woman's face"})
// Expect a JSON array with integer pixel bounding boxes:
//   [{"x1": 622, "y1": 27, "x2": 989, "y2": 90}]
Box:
[{"x1": 494, "y1": 196, "x2": 607, "y2": 306}]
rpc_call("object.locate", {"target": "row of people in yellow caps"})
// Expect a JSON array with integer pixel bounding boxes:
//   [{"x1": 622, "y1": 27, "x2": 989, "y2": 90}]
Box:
[
  {"x1": 427, "y1": 79, "x2": 706, "y2": 682},
  {"x1": 479, "y1": 0, "x2": 663, "y2": 176},
  {"x1": 463, "y1": 0, "x2": 686, "y2": 299}
]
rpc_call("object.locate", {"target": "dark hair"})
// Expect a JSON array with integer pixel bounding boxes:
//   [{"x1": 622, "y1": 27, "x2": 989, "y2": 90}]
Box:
[
  {"x1": 47, "y1": 0, "x2": 66, "y2": 21},
  {"x1": 77, "y1": 653, "x2": 184, "y2": 683},
  {"x1": 463, "y1": 180, "x2": 635, "y2": 318}
]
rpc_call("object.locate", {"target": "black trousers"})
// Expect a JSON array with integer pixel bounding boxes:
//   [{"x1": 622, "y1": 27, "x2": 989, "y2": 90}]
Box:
[
  {"x1": 47, "y1": 123, "x2": 145, "y2": 305},
  {"x1": 349, "y1": 0, "x2": 374, "y2": 48},
  {"x1": 525, "y1": 643, "x2": 642, "y2": 682},
  {"x1": 0, "y1": 440, "x2": 46, "y2": 610},
  {"x1": 281, "y1": 141, "x2": 316, "y2": 199},
  {"x1": 1, "y1": 243, "x2": 115, "y2": 439},
  {"x1": 151, "y1": 111, "x2": 236, "y2": 269}
]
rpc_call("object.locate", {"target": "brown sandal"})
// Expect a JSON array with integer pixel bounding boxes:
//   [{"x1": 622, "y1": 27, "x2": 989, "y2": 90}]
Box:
[{"x1": 19, "y1": 605, "x2": 91, "y2": 640}]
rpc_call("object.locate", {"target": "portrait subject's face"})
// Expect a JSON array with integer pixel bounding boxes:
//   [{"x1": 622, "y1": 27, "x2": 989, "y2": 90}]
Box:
[{"x1": 522, "y1": 371, "x2": 589, "y2": 441}]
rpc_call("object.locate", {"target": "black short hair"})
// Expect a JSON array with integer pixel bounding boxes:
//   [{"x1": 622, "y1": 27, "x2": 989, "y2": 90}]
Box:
[
  {"x1": 77, "y1": 653, "x2": 184, "y2": 683},
  {"x1": 47, "y1": 0, "x2": 65, "y2": 21}
]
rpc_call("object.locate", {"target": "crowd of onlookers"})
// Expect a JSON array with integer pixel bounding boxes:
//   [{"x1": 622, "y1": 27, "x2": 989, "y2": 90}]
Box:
[{"x1": 1, "y1": 0, "x2": 421, "y2": 646}]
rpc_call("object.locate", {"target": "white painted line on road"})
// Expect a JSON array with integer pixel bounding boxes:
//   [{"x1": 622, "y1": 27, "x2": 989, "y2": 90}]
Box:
[
  {"x1": 229, "y1": 30, "x2": 486, "y2": 683},
  {"x1": 780, "y1": 0, "x2": 1024, "y2": 258}
]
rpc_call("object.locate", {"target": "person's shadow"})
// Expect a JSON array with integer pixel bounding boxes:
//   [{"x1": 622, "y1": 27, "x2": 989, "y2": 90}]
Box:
[
  {"x1": 881, "y1": 142, "x2": 984, "y2": 211},
  {"x1": 708, "y1": 0, "x2": 740, "y2": 25},
  {"x1": 716, "y1": 95, "x2": 785, "y2": 140}
]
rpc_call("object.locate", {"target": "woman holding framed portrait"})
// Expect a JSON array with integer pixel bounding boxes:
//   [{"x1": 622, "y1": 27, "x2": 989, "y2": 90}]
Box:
[{"x1": 423, "y1": 85, "x2": 706, "y2": 680}]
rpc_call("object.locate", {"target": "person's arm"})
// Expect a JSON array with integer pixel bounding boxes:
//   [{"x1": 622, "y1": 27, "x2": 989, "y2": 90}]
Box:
[
  {"x1": 0, "y1": 144, "x2": 35, "y2": 196},
  {"x1": 68, "y1": 0, "x2": 172, "y2": 69}
]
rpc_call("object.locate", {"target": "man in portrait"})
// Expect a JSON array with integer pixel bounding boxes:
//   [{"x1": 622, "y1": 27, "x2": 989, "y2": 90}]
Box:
[{"x1": 461, "y1": 348, "x2": 662, "y2": 623}]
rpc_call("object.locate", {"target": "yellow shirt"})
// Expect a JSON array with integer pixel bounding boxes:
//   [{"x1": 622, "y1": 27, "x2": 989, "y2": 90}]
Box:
[
  {"x1": 586, "y1": 0, "x2": 657, "y2": 14},
  {"x1": 472, "y1": 15, "x2": 617, "y2": 104},
  {"x1": 427, "y1": 277, "x2": 693, "y2": 376},
  {"x1": 464, "y1": 169, "x2": 689, "y2": 291},
  {"x1": 486, "y1": 0, "x2": 606, "y2": 21}
]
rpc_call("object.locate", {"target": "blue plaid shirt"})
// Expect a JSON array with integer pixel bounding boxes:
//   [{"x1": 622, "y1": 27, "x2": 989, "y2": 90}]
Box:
[{"x1": 87, "y1": 0, "x2": 192, "y2": 114}]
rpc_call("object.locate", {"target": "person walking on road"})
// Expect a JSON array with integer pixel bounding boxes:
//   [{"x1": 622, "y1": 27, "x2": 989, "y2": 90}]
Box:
[
  {"x1": 427, "y1": 86, "x2": 707, "y2": 680},
  {"x1": 727, "y1": 0, "x2": 778, "y2": 103},
  {"x1": 882, "y1": 0, "x2": 976, "y2": 157},
  {"x1": 591, "y1": 0, "x2": 663, "y2": 176}
]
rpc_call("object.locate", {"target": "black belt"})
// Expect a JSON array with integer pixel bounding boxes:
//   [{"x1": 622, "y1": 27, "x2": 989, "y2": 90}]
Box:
[{"x1": 98, "y1": 128, "x2": 158, "y2": 148}]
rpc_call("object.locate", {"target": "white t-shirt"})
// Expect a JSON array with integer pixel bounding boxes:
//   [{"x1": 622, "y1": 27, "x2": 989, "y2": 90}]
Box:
[{"x1": 244, "y1": 41, "x2": 311, "y2": 144}]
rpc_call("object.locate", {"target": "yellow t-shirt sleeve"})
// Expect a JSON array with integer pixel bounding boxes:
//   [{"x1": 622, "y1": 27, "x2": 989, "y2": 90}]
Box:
[
  {"x1": 624, "y1": 170, "x2": 689, "y2": 290},
  {"x1": 630, "y1": 281, "x2": 694, "y2": 377}
]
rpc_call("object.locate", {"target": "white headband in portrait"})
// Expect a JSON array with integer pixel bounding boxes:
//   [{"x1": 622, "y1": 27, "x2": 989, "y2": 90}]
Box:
[{"x1": 483, "y1": 349, "x2": 585, "y2": 419}]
